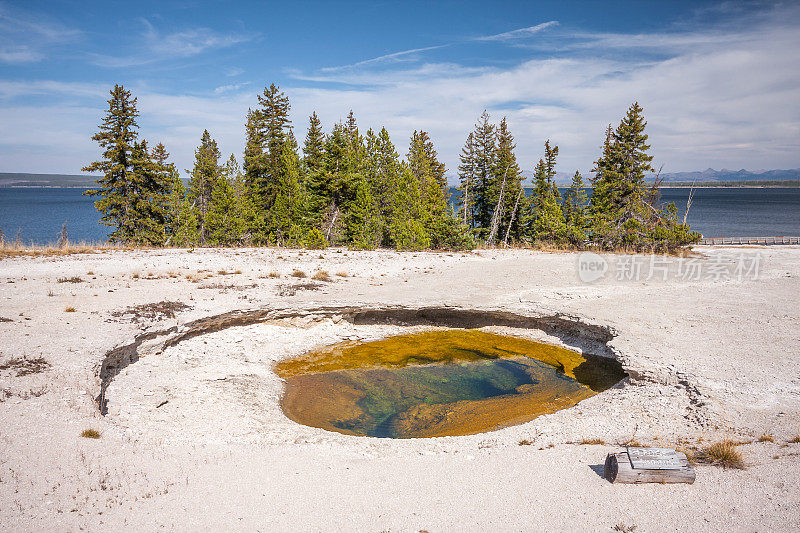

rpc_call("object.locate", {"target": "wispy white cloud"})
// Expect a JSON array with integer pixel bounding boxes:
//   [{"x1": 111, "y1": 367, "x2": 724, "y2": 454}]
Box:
[
  {"x1": 323, "y1": 21, "x2": 559, "y2": 72},
  {"x1": 0, "y1": 80, "x2": 109, "y2": 100},
  {"x1": 322, "y1": 44, "x2": 450, "y2": 72},
  {"x1": 90, "y1": 19, "x2": 255, "y2": 68},
  {"x1": 474, "y1": 21, "x2": 559, "y2": 42},
  {"x1": 0, "y1": 46, "x2": 43, "y2": 64},
  {"x1": 225, "y1": 67, "x2": 245, "y2": 77},
  {"x1": 0, "y1": 3, "x2": 81, "y2": 64},
  {"x1": 214, "y1": 82, "x2": 250, "y2": 94}
]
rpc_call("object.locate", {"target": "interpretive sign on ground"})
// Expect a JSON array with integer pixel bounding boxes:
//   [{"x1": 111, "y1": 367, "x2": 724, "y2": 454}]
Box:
[{"x1": 627, "y1": 447, "x2": 685, "y2": 470}]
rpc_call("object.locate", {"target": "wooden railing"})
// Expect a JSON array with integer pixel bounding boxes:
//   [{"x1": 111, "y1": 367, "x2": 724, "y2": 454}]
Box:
[{"x1": 699, "y1": 236, "x2": 800, "y2": 245}]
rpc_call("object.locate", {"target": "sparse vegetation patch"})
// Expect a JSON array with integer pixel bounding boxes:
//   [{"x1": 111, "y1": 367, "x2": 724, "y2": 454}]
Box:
[
  {"x1": 0, "y1": 356, "x2": 50, "y2": 376},
  {"x1": 111, "y1": 301, "x2": 191, "y2": 322},
  {"x1": 276, "y1": 281, "x2": 322, "y2": 296}
]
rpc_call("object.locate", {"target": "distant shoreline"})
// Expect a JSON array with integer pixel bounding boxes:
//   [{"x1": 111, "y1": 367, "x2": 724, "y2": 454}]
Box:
[
  {"x1": 0, "y1": 185, "x2": 93, "y2": 189},
  {"x1": 3, "y1": 184, "x2": 800, "y2": 190}
]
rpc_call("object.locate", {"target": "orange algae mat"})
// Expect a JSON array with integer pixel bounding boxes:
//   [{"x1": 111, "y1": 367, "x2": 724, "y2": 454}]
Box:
[{"x1": 276, "y1": 330, "x2": 625, "y2": 438}]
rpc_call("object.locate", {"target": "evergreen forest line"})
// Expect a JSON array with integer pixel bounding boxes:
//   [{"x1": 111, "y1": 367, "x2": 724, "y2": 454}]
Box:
[{"x1": 83, "y1": 83, "x2": 699, "y2": 252}]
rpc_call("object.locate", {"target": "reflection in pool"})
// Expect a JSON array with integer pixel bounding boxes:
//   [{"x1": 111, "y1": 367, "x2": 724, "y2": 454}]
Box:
[{"x1": 276, "y1": 330, "x2": 625, "y2": 438}]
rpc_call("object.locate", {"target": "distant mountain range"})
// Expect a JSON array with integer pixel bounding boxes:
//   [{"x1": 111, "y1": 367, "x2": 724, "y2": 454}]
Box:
[
  {"x1": 2, "y1": 168, "x2": 799, "y2": 188},
  {"x1": 656, "y1": 168, "x2": 800, "y2": 183}
]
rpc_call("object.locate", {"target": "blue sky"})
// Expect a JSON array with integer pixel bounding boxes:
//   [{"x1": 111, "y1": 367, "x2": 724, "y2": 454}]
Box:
[{"x1": 1, "y1": 0, "x2": 799, "y2": 181}]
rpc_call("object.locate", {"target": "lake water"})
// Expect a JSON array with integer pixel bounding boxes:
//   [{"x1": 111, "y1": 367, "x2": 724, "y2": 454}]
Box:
[{"x1": 1, "y1": 186, "x2": 799, "y2": 245}]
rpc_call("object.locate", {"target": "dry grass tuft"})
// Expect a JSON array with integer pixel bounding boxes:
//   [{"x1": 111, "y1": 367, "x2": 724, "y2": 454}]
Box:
[
  {"x1": 64, "y1": 306, "x2": 76, "y2": 312},
  {"x1": 699, "y1": 440, "x2": 746, "y2": 469},
  {"x1": 267, "y1": 271, "x2": 280, "y2": 278},
  {"x1": 336, "y1": 271, "x2": 348, "y2": 277},
  {"x1": 80, "y1": 429, "x2": 101, "y2": 439},
  {"x1": 312, "y1": 270, "x2": 332, "y2": 282},
  {"x1": 580, "y1": 438, "x2": 606, "y2": 445},
  {"x1": 758, "y1": 433, "x2": 775, "y2": 443},
  {"x1": 57, "y1": 276, "x2": 83, "y2": 283},
  {"x1": 291, "y1": 269, "x2": 306, "y2": 278},
  {"x1": 789, "y1": 434, "x2": 800, "y2": 444},
  {"x1": 518, "y1": 439, "x2": 533, "y2": 446}
]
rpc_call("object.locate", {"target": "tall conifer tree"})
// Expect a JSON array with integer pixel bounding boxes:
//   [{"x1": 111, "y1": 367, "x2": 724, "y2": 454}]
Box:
[
  {"x1": 187, "y1": 129, "x2": 222, "y2": 243},
  {"x1": 457, "y1": 132, "x2": 477, "y2": 229},
  {"x1": 471, "y1": 111, "x2": 497, "y2": 234},
  {"x1": 563, "y1": 170, "x2": 588, "y2": 245},
  {"x1": 492, "y1": 118, "x2": 524, "y2": 244},
  {"x1": 84, "y1": 84, "x2": 154, "y2": 244},
  {"x1": 588, "y1": 103, "x2": 699, "y2": 250}
]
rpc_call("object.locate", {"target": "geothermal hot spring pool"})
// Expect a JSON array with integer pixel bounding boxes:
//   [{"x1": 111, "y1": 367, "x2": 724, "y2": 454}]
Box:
[{"x1": 276, "y1": 330, "x2": 625, "y2": 438}]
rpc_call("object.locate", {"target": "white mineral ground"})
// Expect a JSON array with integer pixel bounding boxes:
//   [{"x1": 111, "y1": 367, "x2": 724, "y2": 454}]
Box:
[{"x1": 0, "y1": 246, "x2": 798, "y2": 531}]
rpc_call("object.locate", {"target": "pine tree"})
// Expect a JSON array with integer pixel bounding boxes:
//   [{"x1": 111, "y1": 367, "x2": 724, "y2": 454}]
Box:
[
  {"x1": 457, "y1": 131, "x2": 477, "y2": 229},
  {"x1": 271, "y1": 138, "x2": 305, "y2": 246},
  {"x1": 165, "y1": 173, "x2": 197, "y2": 247},
  {"x1": 345, "y1": 176, "x2": 382, "y2": 249},
  {"x1": 344, "y1": 110, "x2": 365, "y2": 173},
  {"x1": 563, "y1": 170, "x2": 588, "y2": 245},
  {"x1": 389, "y1": 166, "x2": 430, "y2": 251},
  {"x1": 302, "y1": 112, "x2": 326, "y2": 221},
  {"x1": 406, "y1": 130, "x2": 472, "y2": 250},
  {"x1": 187, "y1": 129, "x2": 222, "y2": 244},
  {"x1": 588, "y1": 103, "x2": 699, "y2": 251},
  {"x1": 259, "y1": 83, "x2": 292, "y2": 177},
  {"x1": 317, "y1": 121, "x2": 361, "y2": 243},
  {"x1": 527, "y1": 141, "x2": 566, "y2": 243},
  {"x1": 82, "y1": 85, "x2": 166, "y2": 244},
  {"x1": 471, "y1": 111, "x2": 497, "y2": 234},
  {"x1": 206, "y1": 155, "x2": 246, "y2": 245},
  {"x1": 363, "y1": 127, "x2": 401, "y2": 245},
  {"x1": 303, "y1": 112, "x2": 325, "y2": 172},
  {"x1": 407, "y1": 130, "x2": 447, "y2": 217},
  {"x1": 118, "y1": 140, "x2": 167, "y2": 245},
  {"x1": 243, "y1": 84, "x2": 293, "y2": 242},
  {"x1": 491, "y1": 118, "x2": 524, "y2": 244}
]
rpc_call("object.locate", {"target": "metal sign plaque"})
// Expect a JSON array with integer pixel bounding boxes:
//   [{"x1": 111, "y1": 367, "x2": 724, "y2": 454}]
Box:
[{"x1": 627, "y1": 447, "x2": 684, "y2": 470}]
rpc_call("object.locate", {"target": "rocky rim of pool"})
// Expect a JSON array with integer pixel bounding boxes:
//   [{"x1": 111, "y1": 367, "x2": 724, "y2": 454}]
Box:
[{"x1": 95, "y1": 305, "x2": 627, "y2": 438}]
